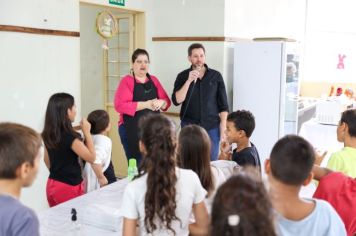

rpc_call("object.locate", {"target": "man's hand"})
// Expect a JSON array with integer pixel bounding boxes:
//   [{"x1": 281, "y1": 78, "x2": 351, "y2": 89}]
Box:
[{"x1": 188, "y1": 69, "x2": 200, "y2": 83}]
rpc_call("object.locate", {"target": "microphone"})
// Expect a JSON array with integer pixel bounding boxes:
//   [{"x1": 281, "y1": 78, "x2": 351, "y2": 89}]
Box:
[
  {"x1": 193, "y1": 65, "x2": 201, "y2": 83},
  {"x1": 181, "y1": 65, "x2": 201, "y2": 122}
]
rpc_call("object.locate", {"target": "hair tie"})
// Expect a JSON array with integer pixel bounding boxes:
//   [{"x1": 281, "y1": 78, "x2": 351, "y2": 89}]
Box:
[{"x1": 228, "y1": 214, "x2": 240, "y2": 226}]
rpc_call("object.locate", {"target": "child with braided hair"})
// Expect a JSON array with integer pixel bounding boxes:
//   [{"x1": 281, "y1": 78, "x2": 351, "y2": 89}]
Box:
[{"x1": 121, "y1": 114, "x2": 209, "y2": 235}]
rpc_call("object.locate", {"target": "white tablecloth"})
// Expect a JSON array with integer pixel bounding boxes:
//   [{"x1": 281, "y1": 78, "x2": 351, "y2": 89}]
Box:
[
  {"x1": 39, "y1": 179, "x2": 128, "y2": 236},
  {"x1": 299, "y1": 119, "x2": 343, "y2": 152}
]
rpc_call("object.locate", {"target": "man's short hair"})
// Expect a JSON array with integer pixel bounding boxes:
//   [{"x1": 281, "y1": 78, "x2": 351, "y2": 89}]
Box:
[
  {"x1": 87, "y1": 110, "x2": 110, "y2": 135},
  {"x1": 0, "y1": 123, "x2": 42, "y2": 179},
  {"x1": 340, "y1": 109, "x2": 356, "y2": 137},
  {"x1": 188, "y1": 43, "x2": 205, "y2": 56},
  {"x1": 270, "y1": 135, "x2": 315, "y2": 185},
  {"x1": 227, "y1": 110, "x2": 255, "y2": 137}
]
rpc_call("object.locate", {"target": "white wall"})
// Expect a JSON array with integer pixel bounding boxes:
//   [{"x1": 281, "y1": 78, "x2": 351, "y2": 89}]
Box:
[
  {"x1": 303, "y1": 0, "x2": 356, "y2": 83},
  {"x1": 147, "y1": 0, "x2": 224, "y2": 37},
  {"x1": 224, "y1": 0, "x2": 306, "y2": 40},
  {"x1": 80, "y1": 4, "x2": 106, "y2": 116},
  {"x1": 0, "y1": 0, "x2": 80, "y2": 212},
  {"x1": 0, "y1": 0, "x2": 79, "y2": 31}
]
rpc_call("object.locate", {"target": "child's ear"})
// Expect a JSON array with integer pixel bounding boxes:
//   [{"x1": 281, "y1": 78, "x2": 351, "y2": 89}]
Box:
[
  {"x1": 264, "y1": 159, "x2": 271, "y2": 174},
  {"x1": 302, "y1": 172, "x2": 314, "y2": 186},
  {"x1": 16, "y1": 162, "x2": 31, "y2": 181},
  {"x1": 240, "y1": 129, "x2": 247, "y2": 137},
  {"x1": 343, "y1": 123, "x2": 349, "y2": 134}
]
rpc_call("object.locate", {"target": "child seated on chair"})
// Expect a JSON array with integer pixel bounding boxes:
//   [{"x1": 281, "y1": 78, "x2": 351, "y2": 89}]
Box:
[
  {"x1": 219, "y1": 110, "x2": 261, "y2": 172},
  {"x1": 0, "y1": 123, "x2": 42, "y2": 236},
  {"x1": 84, "y1": 109, "x2": 113, "y2": 192}
]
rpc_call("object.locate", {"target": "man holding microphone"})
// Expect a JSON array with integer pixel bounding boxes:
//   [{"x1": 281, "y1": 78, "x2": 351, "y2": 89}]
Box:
[{"x1": 172, "y1": 43, "x2": 229, "y2": 161}]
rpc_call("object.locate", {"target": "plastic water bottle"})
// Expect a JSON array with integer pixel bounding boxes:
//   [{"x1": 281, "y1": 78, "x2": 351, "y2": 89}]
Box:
[{"x1": 127, "y1": 158, "x2": 138, "y2": 181}]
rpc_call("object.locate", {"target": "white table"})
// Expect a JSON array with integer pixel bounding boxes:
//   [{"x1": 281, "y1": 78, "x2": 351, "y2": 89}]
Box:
[
  {"x1": 39, "y1": 179, "x2": 128, "y2": 236},
  {"x1": 299, "y1": 118, "x2": 343, "y2": 153}
]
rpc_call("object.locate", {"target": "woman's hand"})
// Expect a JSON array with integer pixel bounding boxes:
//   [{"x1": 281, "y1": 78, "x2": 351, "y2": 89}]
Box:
[
  {"x1": 138, "y1": 100, "x2": 154, "y2": 111},
  {"x1": 152, "y1": 99, "x2": 166, "y2": 111}
]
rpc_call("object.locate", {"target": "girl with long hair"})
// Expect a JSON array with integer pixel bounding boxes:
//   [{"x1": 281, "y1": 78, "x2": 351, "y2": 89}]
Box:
[
  {"x1": 178, "y1": 125, "x2": 226, "y2": 211},
  {"x1": 42, "y1": 93, "x2": 96, "y2": 207},
  {"x1": 122, "y1": 114, "x2": 209, "y2": 236},
  {"x1": 211, "y1": 172, "x2": 276, "y2": 236}
]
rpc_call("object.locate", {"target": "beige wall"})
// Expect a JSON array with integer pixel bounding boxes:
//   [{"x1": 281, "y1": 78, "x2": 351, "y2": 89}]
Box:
[{"x1": 301, "y1": 81, "x2": 356, "y2": 98}]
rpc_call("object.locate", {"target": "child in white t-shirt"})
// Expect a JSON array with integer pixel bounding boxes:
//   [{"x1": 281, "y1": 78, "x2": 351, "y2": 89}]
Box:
[
  {"x1": 178, "y1": 124, "x2": 228, "y2": 212},
  {"x1": 84, "y1": 110, "x2": 112, "y2": 192},
  {"x1": 121, "y1": 114, "x2": 209, "y2": 236}
]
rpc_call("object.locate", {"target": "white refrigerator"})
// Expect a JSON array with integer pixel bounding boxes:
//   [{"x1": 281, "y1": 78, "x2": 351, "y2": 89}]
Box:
[{"x1": 233, "y1": 40, "x2": 300, "y2": 164}]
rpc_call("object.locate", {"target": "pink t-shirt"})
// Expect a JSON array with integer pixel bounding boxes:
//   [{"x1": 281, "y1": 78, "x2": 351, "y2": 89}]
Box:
[
  {"x1": 113, "y1": 74, "x2": 171, "y2": 126},
  {"x1": 313, "y1": 172, "x2": 356, "y2": 236}
]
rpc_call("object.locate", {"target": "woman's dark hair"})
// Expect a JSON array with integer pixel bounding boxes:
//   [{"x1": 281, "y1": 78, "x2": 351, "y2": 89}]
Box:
[
  {"x1": 211, "y1": 171, "x2": 276, "y2": 236},
  {"x1": 131, "y1": 48, "x2": 150, "y2": 63},
  {"x1": 178, "y1": 125, "x2": 214, "y2": 196},
  {"x1": 87, "y1": 109, "x2": 110, "y2": 135},
  {"x1": 137, "y1": 114, "x2": 179, "y2": 234},
  {"x1": 42, "y1": 93, "x2": 80, "y2": 149}
]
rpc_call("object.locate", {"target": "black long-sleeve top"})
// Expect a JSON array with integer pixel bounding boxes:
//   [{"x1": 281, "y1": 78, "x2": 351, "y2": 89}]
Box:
[{"x1": 172, "y1": 64, "x2": 229, "y2": 130}]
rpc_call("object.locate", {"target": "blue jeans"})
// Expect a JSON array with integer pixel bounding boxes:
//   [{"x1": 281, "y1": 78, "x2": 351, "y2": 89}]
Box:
[
  {"x1": 181, "y1": 121, "x2": 220, "y2": 161},
  {"x1": 118, "y1": 125, "x2": 142, "y2": 166},
  {"x1": 207, "y1": 127, "x2": 220, "y2": 161}
]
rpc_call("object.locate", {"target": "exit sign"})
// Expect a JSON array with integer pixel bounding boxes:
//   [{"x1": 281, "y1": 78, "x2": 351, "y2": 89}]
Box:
[{"x1": 109, "y1": 0, "x2": 125, "y2": 6}]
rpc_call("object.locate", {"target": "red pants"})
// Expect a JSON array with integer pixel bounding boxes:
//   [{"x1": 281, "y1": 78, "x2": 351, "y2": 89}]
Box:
[{"x1": 46, "y1": 178, "x2": 84, "y2": 207}]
